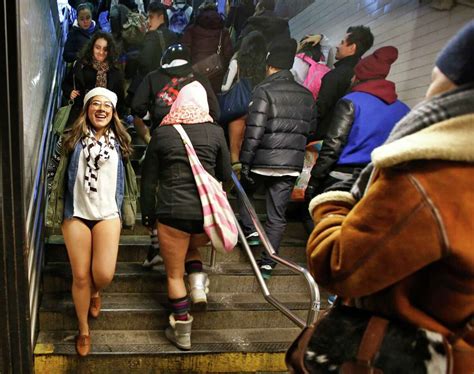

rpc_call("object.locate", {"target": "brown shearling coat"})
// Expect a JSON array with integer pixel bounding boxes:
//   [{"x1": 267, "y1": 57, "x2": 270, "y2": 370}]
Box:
[{"x1": 307, "y1": 113, "x2": 474, "y2": 372}]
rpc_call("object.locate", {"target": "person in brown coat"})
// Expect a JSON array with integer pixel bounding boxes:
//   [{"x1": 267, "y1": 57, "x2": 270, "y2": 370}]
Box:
[
  {"x1": 181, "y1": 1, "x2": 233, "y2": 93},
  {"x1": 306, "y1": 21, "x2": 474, "y2": 373}
]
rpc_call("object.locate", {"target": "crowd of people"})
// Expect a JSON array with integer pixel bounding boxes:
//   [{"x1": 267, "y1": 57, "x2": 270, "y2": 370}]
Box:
[{"x1": 47, "y1": 0, "x2": 472, "y2": 371}]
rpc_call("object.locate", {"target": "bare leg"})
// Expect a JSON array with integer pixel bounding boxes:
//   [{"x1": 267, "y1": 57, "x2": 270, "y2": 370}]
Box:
[
  {"x1": 157, "y1": 222, "x2": 191, "y2": 299},
  {"x1": 90, "y1": 218, "x2": 121, "y2": 293},
  {"x1": 185, "y1": 234, "x2": 210, "y2": 262},
  {"x1": 228, "y1": 116, "x2": 246, "y2": 164},
  {"x1": 62, "y1": 218, "x2": 93, "y2": 336}
]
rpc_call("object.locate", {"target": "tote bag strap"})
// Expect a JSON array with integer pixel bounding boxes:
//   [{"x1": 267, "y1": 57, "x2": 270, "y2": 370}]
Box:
[{"x1": 172, "y1": 124, "x2": 208, "y2": 176}]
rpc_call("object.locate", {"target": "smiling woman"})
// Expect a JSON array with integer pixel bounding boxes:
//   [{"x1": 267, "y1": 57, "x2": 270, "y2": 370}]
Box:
[
  {"x1": 46, "y1": 87, "x2": 133, "y2": 357},
  {"x1": 61, "y1": 31, "x2": 125, "y2": 127}
]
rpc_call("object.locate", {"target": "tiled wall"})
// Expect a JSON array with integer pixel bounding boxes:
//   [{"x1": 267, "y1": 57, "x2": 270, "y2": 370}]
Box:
[
  {"x1": 20, "y1": 0, "x2": 59, "y2": 205},
  {"x1": 289, "y1": 0, "x2": 474, "y2": 107}
]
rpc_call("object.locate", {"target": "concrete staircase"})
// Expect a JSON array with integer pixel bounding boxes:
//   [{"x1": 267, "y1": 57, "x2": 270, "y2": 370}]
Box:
[{"x1": 34, "y1": 149, "x2": 324, "y2": 373}]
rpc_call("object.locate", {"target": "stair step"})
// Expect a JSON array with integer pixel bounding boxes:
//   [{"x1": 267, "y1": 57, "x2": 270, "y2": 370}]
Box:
[
  {"x1": 35, "y1": 327, "x2": 300, "y2": 354},
  {"x1": 45, "y1": 235, "x2": 307, "y2": 264},
  {"x1": 43, "y1": 263, "x2": 311, "y2": 294},
  {"x1": 39, "y1": 292, "x2": 321, "y2": 331},
  {"x1": 35, "y1": 328, "x2": 297, "y2": 372}
]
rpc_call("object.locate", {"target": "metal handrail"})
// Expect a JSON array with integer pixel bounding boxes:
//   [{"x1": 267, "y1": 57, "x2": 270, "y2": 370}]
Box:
[{"x1": 231, "y1": 172, "x2": 320, "y2": 328}]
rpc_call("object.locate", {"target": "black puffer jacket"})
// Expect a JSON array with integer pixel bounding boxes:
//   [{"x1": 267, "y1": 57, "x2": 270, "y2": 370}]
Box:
[
  {"x1": 140, "y1": 123, "x2": 232, "y2": 226},
  {"x1": 240, "y1": 70, "x2": 314, "y2": 171}
]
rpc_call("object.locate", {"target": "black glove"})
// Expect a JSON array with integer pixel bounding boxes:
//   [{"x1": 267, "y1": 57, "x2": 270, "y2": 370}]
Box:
[
  {"x1": 240, "y1": 164, "x2": 255, "y2": 189},
  {"x1": 305, "y1": 179, "x2": 318, "y2": 202}
]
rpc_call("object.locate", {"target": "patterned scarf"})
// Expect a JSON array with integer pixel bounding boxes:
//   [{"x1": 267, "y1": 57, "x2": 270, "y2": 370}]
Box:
[
  {"x1": 160, "y1": 105, "x2": 214, "y2": 126},
  {"x1": 351, "y1": 84, "x2": 474, "y2": 200},
  {"x1": 81, "y1": 127, "x2": 116, "y2": 195},
  {"x1": 92, "y1": 60, "x2": 109, "y2": 88}
]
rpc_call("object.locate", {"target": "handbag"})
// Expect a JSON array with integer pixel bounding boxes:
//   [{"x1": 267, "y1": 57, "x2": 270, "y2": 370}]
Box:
[
  {"x1": 217, "y1": 76, "x2": 252, "y2": 124},
  {"x1": 173, "y1": 124, "x2": 238, "y2": 253},
  {"x1": 53, "y1": 65, "x2": 77, "y2": 135},
  {"x1": 121, "y1": 158, "x2": 138, "y2": 228},
  {"x1": 52, "y1": 101, "x2": 74, "y2": 135},
  {"x1": 286, "y1": 303, "x2": 454, "y2": 374},
  {"x1": 192, "y1": 31, "x2": 224, "y2": 79}
]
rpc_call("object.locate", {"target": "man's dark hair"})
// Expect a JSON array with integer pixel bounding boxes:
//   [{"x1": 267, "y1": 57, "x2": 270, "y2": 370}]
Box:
[
  {"x1": 346, "y1": 25, "x2": 374, "y2": 58},
  {"x1": 148, "y1": 1, "x2": 166, "y2": 15},
  {"x1": 148, "y1": 2, "x2": 168, "y2": 26}
]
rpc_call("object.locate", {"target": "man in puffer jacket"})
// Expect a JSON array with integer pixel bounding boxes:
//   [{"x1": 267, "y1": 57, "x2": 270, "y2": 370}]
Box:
[
  {"x1": 239, "y1": 37, "x2": 314, "y2": 278},
  {"x1": 305, "y1": 46, "x2": 410, "y2": 200}
]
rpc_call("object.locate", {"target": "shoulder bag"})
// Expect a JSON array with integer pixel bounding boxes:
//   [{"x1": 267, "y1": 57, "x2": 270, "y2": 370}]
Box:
[
  {"x1": 192, "y1": 31, "x2": 224, "y2": 79},
  {"x1": 53, "y1": 63, "x2": 77, "y2": 135},
  {"x1": 173, "y1": 124, "x2": 238, "y2": 253},
  {"x1": 217, "y1": 73, "x2": 252, "y2": 124}
]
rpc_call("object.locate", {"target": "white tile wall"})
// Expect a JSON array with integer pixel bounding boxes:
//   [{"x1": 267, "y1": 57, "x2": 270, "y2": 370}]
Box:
[
  {"x1": 290, "y1": 1, "x2": 474, "y2": 107},
  {"x1": 20, "y1": 0, "x2": 60, "y2": 203}
]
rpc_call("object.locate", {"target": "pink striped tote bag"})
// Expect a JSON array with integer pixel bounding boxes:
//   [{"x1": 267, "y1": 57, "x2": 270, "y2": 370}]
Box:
[{"x1": 173, "y1": 125, "x2": 238, "y2": 253}]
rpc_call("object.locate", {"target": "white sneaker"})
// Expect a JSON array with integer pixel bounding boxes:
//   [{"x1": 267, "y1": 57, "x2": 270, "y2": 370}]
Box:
[{"x1": 142, "y1": 246, "x2": 163, "y2": 268}]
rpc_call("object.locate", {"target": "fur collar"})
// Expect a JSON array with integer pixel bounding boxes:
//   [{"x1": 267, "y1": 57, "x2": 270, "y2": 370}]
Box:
[{"x1": 372, "y1": 114, "x2": 474, "y2": 168}]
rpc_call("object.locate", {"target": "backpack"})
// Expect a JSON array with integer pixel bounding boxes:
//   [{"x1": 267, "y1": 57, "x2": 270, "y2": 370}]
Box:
[
  {"x1": 296, "y1": 53, "x2": 331, "y2": 100},
  {"x1": 98, "y1": 10, "x2": 111, "y2": 32},
  {"x1": 168, "y1": 5, "x2": 190, "y2": 35},
  {"x1": 122, "y1": 11, "x2": 147, "y2": 47}
]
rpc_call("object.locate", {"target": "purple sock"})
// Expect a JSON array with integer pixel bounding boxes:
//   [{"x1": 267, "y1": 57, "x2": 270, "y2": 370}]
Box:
[
  {"x1": 169, "y1": 296, "x2": 190, "y2": 321},
  {"x1": 185, "y1": 260, "x2": 203, "y2": 274}
]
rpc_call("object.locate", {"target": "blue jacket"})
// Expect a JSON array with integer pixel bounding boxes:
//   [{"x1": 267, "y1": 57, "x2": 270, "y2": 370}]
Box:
[
  {"x1": 338, "y1": 92, "x2": 410, "y2": 165},
  {"x1": 310, "y1": 91, "x2": 409, "y2": 183}
]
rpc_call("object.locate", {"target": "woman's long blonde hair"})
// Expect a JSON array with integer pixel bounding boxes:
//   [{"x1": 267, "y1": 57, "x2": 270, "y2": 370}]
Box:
[{"x1": 63, "y1": 99, "x2": 133, "y2": 158}]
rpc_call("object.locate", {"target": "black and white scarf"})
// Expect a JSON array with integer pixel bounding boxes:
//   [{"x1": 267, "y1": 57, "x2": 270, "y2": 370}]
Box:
[
  {"x1": 82, "y1": 128, "x2": 116, "y2": 195},
  {"x1": 351, "y1": 84, "x2": 474, "y2": 200}
]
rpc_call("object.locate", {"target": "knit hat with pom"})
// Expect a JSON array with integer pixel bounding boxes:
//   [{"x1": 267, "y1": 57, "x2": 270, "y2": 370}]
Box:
[{"x1": 354, "y1": 46, "x2": 398, "y2": 81}]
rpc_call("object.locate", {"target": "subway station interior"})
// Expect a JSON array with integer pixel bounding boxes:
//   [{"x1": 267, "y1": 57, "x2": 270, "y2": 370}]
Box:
[{"x1": 0, "y1": 0, "x2": 473, "y2": 372}]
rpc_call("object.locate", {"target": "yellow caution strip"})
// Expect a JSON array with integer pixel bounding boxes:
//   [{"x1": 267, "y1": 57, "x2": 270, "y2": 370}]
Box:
[{"x1": 35, "y1": 352, "x2": 288, "y2": 373}]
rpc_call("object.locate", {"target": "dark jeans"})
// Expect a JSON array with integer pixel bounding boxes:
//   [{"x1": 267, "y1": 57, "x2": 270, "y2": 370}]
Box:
[{"x1": 239, "y1": 173, "x2": 297, "y2": 267}]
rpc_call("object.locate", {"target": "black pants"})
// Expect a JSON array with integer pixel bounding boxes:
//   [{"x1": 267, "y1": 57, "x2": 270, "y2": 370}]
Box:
[{"x1": 239, "y1": 173, "x2": 296, "y2": 267}]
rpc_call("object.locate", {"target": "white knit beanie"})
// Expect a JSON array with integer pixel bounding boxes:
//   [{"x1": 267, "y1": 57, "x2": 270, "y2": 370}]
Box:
[{"x1": 83, "y1": 87, "x2": 118, "y2": 109}]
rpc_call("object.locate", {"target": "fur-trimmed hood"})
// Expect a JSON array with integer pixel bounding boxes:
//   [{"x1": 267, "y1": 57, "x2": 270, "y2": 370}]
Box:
[{"x1": 372, "y1": 113, "x2": 474, "y2": 168}]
